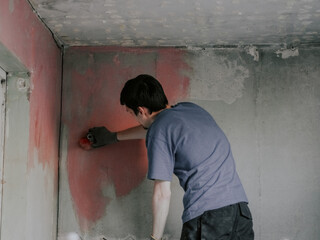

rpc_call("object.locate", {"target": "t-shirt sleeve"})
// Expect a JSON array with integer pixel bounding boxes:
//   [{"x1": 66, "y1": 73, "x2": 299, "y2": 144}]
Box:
[{"x1": 146, "y1": 137, "x2": 174, "y2": 181}]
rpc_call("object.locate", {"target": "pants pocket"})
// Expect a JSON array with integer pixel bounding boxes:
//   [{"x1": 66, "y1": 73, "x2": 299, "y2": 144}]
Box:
[
  {"x1": 239, "y1": 202, "x2": 252, "y2": 220},
  {"x1": 237, "y1": 203, "x2": 254, "y2": 240}
]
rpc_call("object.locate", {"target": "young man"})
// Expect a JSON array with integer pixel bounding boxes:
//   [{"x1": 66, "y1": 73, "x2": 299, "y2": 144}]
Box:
[{"x1": 81, "y1": 74, "x2": 254, "y2": 240}]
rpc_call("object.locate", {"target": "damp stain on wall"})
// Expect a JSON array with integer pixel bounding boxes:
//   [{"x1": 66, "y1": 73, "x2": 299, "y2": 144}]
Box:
[
  {"x1": 186, "y1": 49, "x2": 250, "y2": 104},
  {"x1": 62, "y1": 47, "x2": 190, "y2": 229}
]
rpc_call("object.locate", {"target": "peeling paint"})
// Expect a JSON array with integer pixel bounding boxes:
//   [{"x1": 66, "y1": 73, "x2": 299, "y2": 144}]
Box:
[
  {"x1": 26, "y1": 0, "x2": 320, "y2": 46},
  {"x1": 275, "y1": 48, "x2": 299, "y2": 59},
  {"x1": 16, "y1": 78, "x2": 29, "y2": 92},
  {"x1": 246, "y1": 46, "x2": 259, "y2": 62}
]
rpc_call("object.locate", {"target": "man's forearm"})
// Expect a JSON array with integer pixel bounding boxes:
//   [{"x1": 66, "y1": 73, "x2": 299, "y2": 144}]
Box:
[
  {"x1": 152, "y1": 180, "x2": 171, "y2": 239},
  {"x1": 116, "y1": 125, "x2": 147, "y2": 141}
]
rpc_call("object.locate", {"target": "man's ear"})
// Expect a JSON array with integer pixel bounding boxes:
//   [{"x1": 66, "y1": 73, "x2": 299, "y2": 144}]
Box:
[
  {"x1": 137, "y1": 106, "x2": 145, "y2": 115},
  {"x1": 137, "y1": 106, "x2": 150, "y2": 116}
]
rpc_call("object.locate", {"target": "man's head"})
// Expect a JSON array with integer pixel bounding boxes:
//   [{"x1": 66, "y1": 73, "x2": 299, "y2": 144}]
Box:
[{"x1": 120, "y1": 74, "x2": 168, "y2": 115}]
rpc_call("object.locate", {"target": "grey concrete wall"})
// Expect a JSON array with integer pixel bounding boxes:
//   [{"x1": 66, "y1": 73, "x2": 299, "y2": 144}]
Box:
[
  {"x1": 59, "y1": 46, "x2": 320, "y2": 240},
  {"x1": 1, "y1": 73, "x2": 31, "y2": 239},
  {"x1": 185, "y1": 47, "x2": 320, "y2": 240},
  {"x1": 255, "y1": 48, "x2": 320, "y2": 240}
]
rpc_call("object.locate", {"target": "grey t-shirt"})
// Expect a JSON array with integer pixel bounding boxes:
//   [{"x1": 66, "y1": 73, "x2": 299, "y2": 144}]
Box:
[{"x1": 146, "y1": 102, "x2": 248, "y2": 223}]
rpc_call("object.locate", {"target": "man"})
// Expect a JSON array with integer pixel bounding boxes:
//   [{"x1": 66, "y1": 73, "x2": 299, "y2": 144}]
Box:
[{"x1": 80, "y1": 74, "x2": 254, "y2": 240}]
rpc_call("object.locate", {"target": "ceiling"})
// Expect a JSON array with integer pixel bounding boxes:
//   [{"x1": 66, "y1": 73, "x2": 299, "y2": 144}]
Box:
[{"x1": 28, "y1": 0, "x2": 320, "y2": 48}]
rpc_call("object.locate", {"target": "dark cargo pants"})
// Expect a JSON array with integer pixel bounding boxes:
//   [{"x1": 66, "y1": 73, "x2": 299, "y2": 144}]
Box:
[{"x1": 180, "y1": 202, "x2": 254, "y2": 240}]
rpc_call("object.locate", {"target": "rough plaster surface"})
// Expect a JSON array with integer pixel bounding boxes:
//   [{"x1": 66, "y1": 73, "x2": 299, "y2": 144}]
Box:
[
  {"x1": 26, "y1": 150, "x2": 57, "y2": 239},
  {"x1": 60, "y1": 46, "x2": 320, "y2": 240},
  {"x1": 185, "y1": 49, "x2": 250, "y2": 104},
  {"x1": 275, "y1": 47, "x2": 299, "y2": 59},
  {"x1": 28, "y1": 0, "x2": 320, "y2": 47},
  {"x1": 256, "y1": 49, "x2": 320, "y2": 240}
]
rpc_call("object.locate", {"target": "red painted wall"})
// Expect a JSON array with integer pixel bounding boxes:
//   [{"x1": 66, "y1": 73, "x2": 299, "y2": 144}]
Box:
[
  {"x1": 63, "y1": 46, "x2": 190, "y2": 229},
  {"x1": 0, "y1": 0, "x2": 62, "y2": 172},
  {"x1": 0, "y1": 1, "x2": 61, "y2": 238}
]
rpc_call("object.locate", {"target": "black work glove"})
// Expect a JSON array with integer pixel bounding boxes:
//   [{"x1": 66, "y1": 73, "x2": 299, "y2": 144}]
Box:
[{"x1": 87, "y1": 126, "x2": 118, "y2": 148}]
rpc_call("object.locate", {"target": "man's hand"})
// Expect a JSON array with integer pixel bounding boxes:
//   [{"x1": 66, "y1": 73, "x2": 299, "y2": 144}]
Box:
[
  {"x1": 79, "y1": 126, "x2": 118, "y2": 149},
  {"x1": 88, "y1": 126, "x2": 118, "y2": 148}
]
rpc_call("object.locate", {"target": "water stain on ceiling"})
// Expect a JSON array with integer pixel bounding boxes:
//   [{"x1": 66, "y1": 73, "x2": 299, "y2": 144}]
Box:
[{"x1": 28, "y1": 0, "x2": 320, "y2": 47}]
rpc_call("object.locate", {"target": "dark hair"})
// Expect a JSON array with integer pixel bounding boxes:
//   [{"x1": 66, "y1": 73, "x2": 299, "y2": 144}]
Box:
[{"x1": 120, "y1": 74, "x2": 168, "y2": 115}]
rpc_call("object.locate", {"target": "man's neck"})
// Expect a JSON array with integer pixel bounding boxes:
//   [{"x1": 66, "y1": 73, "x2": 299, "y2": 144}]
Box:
[{"x1": 149, "y1": 105, "x2": 171, "y2": 125}]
